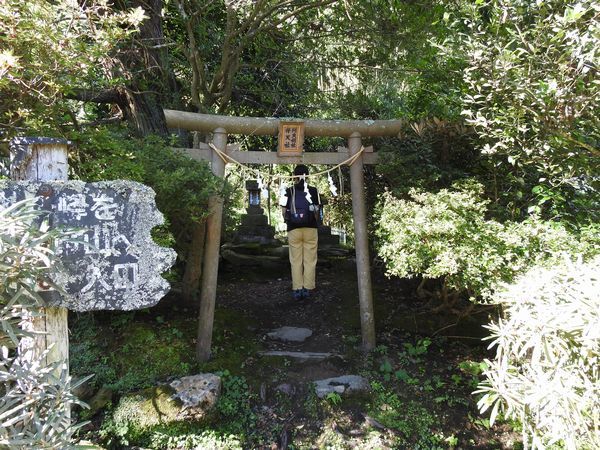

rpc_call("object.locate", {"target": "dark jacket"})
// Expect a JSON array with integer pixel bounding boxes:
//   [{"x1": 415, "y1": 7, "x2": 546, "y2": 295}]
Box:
[{"x1": 284, "y1": 182, "x2": 321, "y2": 231}]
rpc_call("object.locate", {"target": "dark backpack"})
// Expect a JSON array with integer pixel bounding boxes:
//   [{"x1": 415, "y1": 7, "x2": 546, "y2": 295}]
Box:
[{"x1": 287, "y1": 186, "x2": 313, "y2": 226}]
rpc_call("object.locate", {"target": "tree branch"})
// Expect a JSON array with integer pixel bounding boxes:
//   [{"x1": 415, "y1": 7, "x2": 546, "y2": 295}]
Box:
[
  {"x1": 210, "y1": 6, "x2": 238, "y2": 96},
  {"x1": 176, "y1": 0, "x2": 209, "y2": 110},
  {"x1": 179, "y1": 0, "x2": 337, "y2": 113},
  {"x1": 65, "y1": 88, "x2": 122, "y2": 104},
  {"x1": 253, "y1": 0, "x2": 337, "y2": 37}
]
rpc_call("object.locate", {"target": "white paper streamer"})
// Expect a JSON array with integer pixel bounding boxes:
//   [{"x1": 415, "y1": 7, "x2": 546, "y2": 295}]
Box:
[
  {"x1": 278, "y1": 183, "x2": 288, "y2": 207},
  {"x1": 328, "y1": 173, "x2": 338, "y2": 197},
  {"x1": 303, "y1": 176, "x2": 313, "y2": 204},
  {"x1": 256, "y1": 175, "x2": 268, "y2": 199}
]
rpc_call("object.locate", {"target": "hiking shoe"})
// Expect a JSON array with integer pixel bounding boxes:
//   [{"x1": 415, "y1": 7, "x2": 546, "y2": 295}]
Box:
[{"x1": 292, "y1": 289, "x2": 303, "y2": 300}]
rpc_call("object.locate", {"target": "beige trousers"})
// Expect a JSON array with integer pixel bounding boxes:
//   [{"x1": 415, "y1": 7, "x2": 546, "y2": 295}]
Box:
[{"x1": 288, "y1": 227, "x2": 318, "y2": 290}]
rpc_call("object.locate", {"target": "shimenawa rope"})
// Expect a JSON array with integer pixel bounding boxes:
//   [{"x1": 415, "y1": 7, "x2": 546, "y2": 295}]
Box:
[{"x1": 207, "y1": 142, "x2": 365, "y2": 183}]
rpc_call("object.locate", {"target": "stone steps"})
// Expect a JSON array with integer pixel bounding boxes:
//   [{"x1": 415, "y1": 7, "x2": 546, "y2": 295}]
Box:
[
  {"x1": 258, "y1": 350, "x2": 335, "y2": 361},
  {"x1": 261, "y1": 327, "x2": 368, "y2": 399}
]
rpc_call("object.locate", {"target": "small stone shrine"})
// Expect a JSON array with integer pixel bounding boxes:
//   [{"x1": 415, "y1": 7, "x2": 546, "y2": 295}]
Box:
[
  {"x1": 233, "y1": 180, "x2": 279, "y2": 246},
  {"x1": 222, "y1": 180, "x2": 285, "y2": 271}
]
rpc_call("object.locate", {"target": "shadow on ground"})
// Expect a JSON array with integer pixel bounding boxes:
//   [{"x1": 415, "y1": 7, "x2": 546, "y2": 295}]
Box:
[{"x1": 70, "y1": 260, "x2": 519, "y2": 449}]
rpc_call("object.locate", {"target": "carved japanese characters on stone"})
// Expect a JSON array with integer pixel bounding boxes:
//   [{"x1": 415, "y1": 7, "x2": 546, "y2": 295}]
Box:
[{"x1": 0, "y1": 180, "x2": 176, "y2": 311}]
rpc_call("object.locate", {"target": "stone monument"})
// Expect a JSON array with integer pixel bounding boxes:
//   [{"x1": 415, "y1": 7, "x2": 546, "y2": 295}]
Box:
[{"x1": 233, "y1": 180, "x2": 279, "y2": 246}]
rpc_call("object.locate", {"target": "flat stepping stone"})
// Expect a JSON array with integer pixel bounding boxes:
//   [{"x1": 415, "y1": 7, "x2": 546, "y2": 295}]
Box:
[
  {"x1": 314, "y1": 375, "x2": 370, "y2": 398},
  {"x1": 267, "y1": 326, "x2": 313, "y2": 342},
  {"x1": 259, "y1": 351, "x2": 334, "y2": 361}
]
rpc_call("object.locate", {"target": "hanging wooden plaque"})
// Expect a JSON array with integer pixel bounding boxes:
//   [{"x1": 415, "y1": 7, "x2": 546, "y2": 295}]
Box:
[{"x1": 278, "y1": 121, "x2": 304, "y2": 156}]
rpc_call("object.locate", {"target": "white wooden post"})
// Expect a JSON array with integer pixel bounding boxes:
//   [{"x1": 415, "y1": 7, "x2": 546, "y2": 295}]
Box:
[
  {"x1": 348, "y1": 132, "x2": 376, "y2": 351},
  {"x1": 10, "y1": 138, "x2": 70, "y2": 375},
  {"x1": 196, "y1": 128, "x2": 227, "y2": 361}
]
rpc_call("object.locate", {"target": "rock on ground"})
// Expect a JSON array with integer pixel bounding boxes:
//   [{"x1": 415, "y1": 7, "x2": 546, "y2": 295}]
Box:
[
  {"x1": 314, "y1": 375, "x2": 370, "y2": 398},
  {"x1": 170, "y1": 373, "x2": 221, "y2": 411},
  {"x1": 267, "y1": 326, "x2": 313, "y2": 342},
  {"x1": 110, "y1": 373, "x2": 221, "y2": 437},
  {"x1": 86, "y1": 386, "x2": 113, "y2": 417},
  {"x1": 275, "y1": 383, "x2": 296, "y2": 397}
]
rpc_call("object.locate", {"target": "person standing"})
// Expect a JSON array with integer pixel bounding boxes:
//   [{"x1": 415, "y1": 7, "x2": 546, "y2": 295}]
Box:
[{"x1": 280, "y1": 165, "x2": 321, "y2": 300}]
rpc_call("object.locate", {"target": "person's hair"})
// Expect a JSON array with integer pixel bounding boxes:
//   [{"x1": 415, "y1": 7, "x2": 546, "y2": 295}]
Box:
[{"x1": 294, "y1": 165, "x2": 309, "y2": 177}]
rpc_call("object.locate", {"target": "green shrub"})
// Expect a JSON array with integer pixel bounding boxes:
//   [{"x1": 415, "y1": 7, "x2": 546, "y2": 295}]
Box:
[
  {"x1": 377, "y1": 181, "x2": 502, "y2": 301},
  {"x1": 72, "y1": 129, "x2": 221, "y2": 222},
  {"x1": 147, "y1": 428, "x2": 242, "y2": 450},
  {"x1": 368, "y1": 381, "x2": 440, "y2": 448},
  {"x1": 378, "y1": 137, "x2": 441, "y2": 195},
  {"x1": 216, "y1": 371, "x2": 257, "y2": 437},
  {"x1": 376, "y1": 181, "x2": 599, "y2": 302},
  {"x1": 477, "y1": 256, "x2": 600, "y2": 450},
  {"x1": 70, "y1": 127, "x2": 224, "y2": 264},
  {"x1": 0, "y1": 199, "x2": 88, "y2": 448},
  {"x1": 441, "y1": 0, "x2": 600, "y2": 224},
  {"x1": 70, "y1": 127, "x2": 146, "y2": 183}
]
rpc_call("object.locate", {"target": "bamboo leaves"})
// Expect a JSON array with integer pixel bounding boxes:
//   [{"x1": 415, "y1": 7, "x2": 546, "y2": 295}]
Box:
[
  {"x1": 478, "y1": 257, "x2": 600, "y2": 450},
  {"x1": 1, "y1": 199, "x2": 88, "y2": 448}
]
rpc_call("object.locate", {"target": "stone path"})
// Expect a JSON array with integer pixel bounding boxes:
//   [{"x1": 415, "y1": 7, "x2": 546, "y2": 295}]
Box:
[
  {"x1": 216, "y1": 263, "x2": 375, "y2": 400},
  {"x1": 314, "y1": 375, "x2": 370, "y2": 398},
  {"x1": 258, "y1": 350, "x2": 335, "y2": 361},
  {"x1": 262, "y1": 320, "x2": 368, "y2": 397},
  {"x1": 267, "y1": 326, "x2": 313, "y2": 342}
]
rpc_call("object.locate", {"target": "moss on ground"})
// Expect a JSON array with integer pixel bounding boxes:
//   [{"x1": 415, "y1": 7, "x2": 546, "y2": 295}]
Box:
[
  {"x1": 70, "y1": 312, "x2": 197, "y2": 394},
  {"x1": 198, "y1": 307, "x2": 260, "y2": 374},
  {"x1": 70, "y1": 304, "x2": 265, "y2": 395},
  {"x1": 113, "y1": 322, "x2": 193, "y2": 392},
  {"x1": 101, "y1": 385, "x2": 237, "y2": 449},
  {"x1": 111, "y1": 385, "x2": 181, "y2": 434}
]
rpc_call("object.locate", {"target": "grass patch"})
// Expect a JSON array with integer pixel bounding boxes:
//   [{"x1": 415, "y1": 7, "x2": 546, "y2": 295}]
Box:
[
  {"x1": 199, "y1": 307, "x2": 260, "y2": 374},
  {"x1": 70, "y1": 311, "x2": 197, "y2": 394}
]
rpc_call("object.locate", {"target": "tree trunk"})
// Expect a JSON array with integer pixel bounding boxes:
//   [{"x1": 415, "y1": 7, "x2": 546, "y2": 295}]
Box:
[
  {"x1": 74, "y1": 0, "x2": 183, "y2": 136},
  {"x1": 119, "y1": 0, "x2": 171, "y2": 136},
  {"x1": 119, "y1": 87, "x2": 169, "y2": 136},
  {"x1": 181, "y1": 220, "x2": 206, "y2": 303}
]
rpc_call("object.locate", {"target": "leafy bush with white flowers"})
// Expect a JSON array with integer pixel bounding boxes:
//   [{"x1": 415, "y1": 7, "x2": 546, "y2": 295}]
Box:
[
  {"x1": 0, "y1": 199, "x2": 88, "y2": 449},
  {"x1": 477, "y1": 256, "x2": 600, "y2": 450}
]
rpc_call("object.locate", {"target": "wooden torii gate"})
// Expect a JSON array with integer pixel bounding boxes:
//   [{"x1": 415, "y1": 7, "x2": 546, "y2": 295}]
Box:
[{"x1": 164, "y1": 109, "x2": 404, "y2": 361}]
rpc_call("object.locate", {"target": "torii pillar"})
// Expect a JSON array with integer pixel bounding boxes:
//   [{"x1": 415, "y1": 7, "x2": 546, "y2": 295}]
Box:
[
  {"x1": 196, "y1": 128, "x2": 227, "y2": 361},
  {"x1": 348, "y1": 132, "x2": 375, "y2": 350}
]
